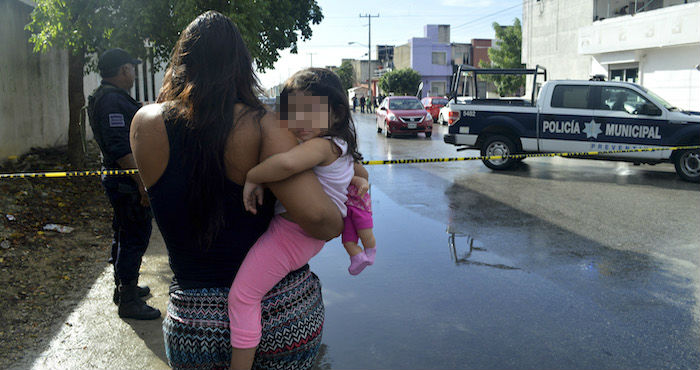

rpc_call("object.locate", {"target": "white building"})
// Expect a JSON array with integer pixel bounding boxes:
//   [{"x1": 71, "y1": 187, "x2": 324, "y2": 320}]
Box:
[{"x1": 522, "y1": 0, "x2": 700, "y2": 111}]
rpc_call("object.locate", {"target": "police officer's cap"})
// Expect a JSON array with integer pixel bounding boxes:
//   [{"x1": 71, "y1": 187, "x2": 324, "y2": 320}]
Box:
[{"x1": 98, "y1": 48, "x2": 141, "y2": 73}]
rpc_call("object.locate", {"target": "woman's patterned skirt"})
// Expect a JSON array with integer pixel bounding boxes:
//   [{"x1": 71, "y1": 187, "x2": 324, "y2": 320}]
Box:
[{"x1": 163, "y1": 265, "x2": 324, "y2": 370}]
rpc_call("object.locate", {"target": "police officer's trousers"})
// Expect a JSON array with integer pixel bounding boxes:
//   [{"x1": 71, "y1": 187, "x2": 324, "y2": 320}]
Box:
[{"x1": 102, "y1": 178, "x2": 152, "y2": 285}]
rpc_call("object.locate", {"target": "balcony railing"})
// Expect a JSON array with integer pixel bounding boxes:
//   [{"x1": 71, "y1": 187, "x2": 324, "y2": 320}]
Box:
[{"x1": 593, "y1": 0, "x2": 699, "y2": 21}]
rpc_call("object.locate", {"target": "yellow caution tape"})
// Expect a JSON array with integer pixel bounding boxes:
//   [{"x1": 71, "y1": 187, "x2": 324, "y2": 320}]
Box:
[
  {"x1": 362, "y1": 145, "x2": 699, "y2": 165},
  {"x1": 0, "y1": 169, "x2": 139, "y2": 179},
  {"x1": 1, "y1": 146, "x2": 698, "y2": 178}
]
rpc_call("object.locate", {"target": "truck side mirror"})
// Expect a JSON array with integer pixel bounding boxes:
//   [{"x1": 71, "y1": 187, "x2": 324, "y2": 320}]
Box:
[{"x1": 640, "y1": 103, "x2": 662, "y2": 116}]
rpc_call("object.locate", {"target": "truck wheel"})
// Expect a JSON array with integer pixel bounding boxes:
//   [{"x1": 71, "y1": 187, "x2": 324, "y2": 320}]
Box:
[
  {"x1": 673, "y1": 149, "x2": 700, "y2": 183},
  {"x1": 481, "y1": 135, "x2": 518, "y2": 170}
]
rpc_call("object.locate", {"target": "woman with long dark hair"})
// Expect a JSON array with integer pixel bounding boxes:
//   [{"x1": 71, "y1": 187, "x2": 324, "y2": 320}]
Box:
[{"x1": 129, "y1": 11, "x2": 342, "y2": 369}]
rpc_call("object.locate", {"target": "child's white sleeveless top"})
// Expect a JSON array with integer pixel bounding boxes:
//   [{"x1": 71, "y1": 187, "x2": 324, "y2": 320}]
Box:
[{"x1": 275, "y1": 137, "x2": 354, "y2": 217}]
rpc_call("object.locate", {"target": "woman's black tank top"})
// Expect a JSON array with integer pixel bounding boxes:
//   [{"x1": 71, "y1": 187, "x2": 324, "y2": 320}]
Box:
[{"x1": 147, "y1": 114, "x2": 274, "y2": 291}]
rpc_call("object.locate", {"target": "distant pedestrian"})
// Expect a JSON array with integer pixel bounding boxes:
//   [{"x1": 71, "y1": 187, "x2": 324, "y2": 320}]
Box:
[
  {"x1": 359, "y1": 95, "x2": 365, "y2": 113},
  {"x1": 352, "y1": 96, "x2": 358, "y2": 112},
  {"x1": 87, "y1": 48, "x2": 160, "y2": 320}
]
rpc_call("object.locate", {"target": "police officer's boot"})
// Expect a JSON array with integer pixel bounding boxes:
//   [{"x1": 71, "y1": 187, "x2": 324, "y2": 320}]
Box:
[
  {"x1": 118, "y1": 280, "x2": 161, "y2": 320},
  {"x1": 112, "y1": 273, "x2": 150, "y2": 305}
]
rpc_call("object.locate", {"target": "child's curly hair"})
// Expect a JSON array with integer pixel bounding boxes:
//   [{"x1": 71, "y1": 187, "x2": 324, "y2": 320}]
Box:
[{"x1": 280, "y1": 68, "x2": 362, "y2": 162}]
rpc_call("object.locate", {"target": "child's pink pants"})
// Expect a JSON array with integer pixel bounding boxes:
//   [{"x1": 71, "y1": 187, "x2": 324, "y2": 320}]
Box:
[{"x1": 228, "y1": 215, "x2": 324, "y2": 348}]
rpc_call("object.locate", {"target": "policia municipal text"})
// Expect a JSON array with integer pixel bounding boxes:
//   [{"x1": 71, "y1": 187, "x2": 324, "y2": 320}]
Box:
[{"x1": 87, "y1": 48, "x2": 160, "y2": 320}]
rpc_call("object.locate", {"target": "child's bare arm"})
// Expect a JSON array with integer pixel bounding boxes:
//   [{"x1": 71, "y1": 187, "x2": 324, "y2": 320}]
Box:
[
  {"x1": 247, "y1": 137, "x2": 333, "y2": 184},
  {"x1": 351, "y1": 162, "x2": 369, "y2": 196},
  {"x1": 350, "y1": 176, "x2": 369, "y2": 196},
  {"x1": 353, "y1": 161, "x2": 369, "y2": 180}
]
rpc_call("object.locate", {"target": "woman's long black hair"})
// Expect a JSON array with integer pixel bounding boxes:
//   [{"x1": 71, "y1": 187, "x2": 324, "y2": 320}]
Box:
[
  {"x1": 157, "y1": 11, "x2": 266, "y2": 249},
  {"x1": 280, "y1": 68, "x2": 362, "y2": 162}
]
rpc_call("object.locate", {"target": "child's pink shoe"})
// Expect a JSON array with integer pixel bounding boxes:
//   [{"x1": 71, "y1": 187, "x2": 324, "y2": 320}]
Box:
[
  {"x1": 348, "y1": 253, "x2": 370, "y2": 275},
  {"x1": 364, "y1": 248, "x2": 376, "y2": 265}
]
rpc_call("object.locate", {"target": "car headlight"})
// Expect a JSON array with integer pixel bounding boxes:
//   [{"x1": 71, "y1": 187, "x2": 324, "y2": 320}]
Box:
[
  {"x1": 425, "y1": 113, "x2": 432, "y2": 121},
  {"x1": 387, "y1": 113, "x2": 397, "y2": 121}
]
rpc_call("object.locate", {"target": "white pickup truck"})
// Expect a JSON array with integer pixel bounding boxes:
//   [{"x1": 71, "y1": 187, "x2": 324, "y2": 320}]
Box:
[{"x1": 442, "y1": 66, "x2": 700, "y2": 182}]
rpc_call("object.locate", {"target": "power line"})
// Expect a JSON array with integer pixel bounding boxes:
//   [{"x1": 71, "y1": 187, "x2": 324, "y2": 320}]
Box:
[{"x1": 451, "y1": 3, "x2": 522, "y2": 31}]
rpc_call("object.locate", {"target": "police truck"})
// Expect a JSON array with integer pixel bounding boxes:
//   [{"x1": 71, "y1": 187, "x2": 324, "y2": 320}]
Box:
[{"x1": 442, "y1": 66, "x2": 700, "y2": 182}]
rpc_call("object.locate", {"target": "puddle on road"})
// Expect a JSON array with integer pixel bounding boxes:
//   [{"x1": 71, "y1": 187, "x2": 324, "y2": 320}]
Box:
[{"x1": 311, "y1": 185, "x2": 700, "y2": 370}]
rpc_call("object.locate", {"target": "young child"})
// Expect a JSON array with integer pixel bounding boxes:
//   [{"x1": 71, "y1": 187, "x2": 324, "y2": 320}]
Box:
[{"x1": 228, "y1": 68, "x2": 376, "y2": 369}]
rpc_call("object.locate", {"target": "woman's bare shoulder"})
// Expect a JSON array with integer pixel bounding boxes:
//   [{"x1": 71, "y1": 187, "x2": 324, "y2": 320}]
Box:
[
  {"x1": 133, "y1": 103, "x2": 166, "y2": 133},
  {"x1": 131, "y1": 103, "x2": 168, "y2": 187},
  {"x1": 256, "y1": 111, "x2": 298, "y2": 158}
]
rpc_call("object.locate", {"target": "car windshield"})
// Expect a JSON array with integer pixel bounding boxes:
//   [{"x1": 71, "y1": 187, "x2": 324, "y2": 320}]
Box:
[
  {"x1": 432, "y1": 98, "x2": 448, "y2": 105},
  {"x1": 389, "y1": 99, "x2": 423, "y2": 110},
  {"x1": 640, "y1": 86, "x2": 677, "y2": 111}
]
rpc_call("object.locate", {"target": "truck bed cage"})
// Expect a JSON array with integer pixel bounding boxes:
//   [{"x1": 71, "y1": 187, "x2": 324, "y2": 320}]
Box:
[{"x1": 450, "y1": 65, "x2": 547, "y2": 106}]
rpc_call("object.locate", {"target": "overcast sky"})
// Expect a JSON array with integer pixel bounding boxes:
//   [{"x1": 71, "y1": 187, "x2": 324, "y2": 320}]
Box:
[{"x1": 256, "y1": 0, "x2": 523, "y2": 90}]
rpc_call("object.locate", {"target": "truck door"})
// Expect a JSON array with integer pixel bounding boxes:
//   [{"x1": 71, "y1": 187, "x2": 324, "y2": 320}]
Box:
[
  {"x1": 538, "y1": 84, "x2": 596, "y2": 153},
  {"x1": 591, "y1": 86, "x2": 669, "y2": 160}
]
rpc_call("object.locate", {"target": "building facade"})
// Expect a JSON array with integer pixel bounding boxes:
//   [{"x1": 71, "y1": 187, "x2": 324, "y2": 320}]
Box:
[
  {"x1": 523, "y1": 0, "x2": 700, "y2": 110},
  {"x1": 393, "y1": 25, "x2": 453, "y2": 97}
]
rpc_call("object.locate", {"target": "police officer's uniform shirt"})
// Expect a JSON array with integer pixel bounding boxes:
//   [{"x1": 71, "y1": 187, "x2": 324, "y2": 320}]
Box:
[{"x1": 92, "y1": 81, "x2": 141, "y2": 169}]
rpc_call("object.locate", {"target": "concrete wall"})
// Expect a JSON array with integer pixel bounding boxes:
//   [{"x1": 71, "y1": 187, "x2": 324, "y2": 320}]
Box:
[
  {"x1": 581, "y1": 2, "x2": 700, "y2": 110},
  {"x1": 394, "y1": 44, "x2": 411, "y2": 70},
  {"x1": 349, "y1": 59, "x2": 380, "y2": 86},
  {"x1": 1, "y1": 0, "x2": 70, "y2": 159},
  {"x1": 580, "y1": 2, "x2": 700, "y2": 54},
  {"x1": 641, "y1": 45, "x2": 700, "y2": 111},
  {"x1": 522, "y1": 0, "x2": 595, "y2": 81},
  {"x1": 0, "y1": 0, "x2": 166, "y2": 160}
]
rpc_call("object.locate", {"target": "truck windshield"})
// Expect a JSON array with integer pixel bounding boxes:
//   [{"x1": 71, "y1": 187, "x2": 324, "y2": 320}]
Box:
[{"x1": 640, "y1": 87, "x2": 677, "y2": 111}]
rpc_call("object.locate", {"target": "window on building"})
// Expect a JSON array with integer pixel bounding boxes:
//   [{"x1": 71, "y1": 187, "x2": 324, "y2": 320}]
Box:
[
  {"x1": 551, "y1": 85, "x2": 590, "y2": 109},
  {"x1": 432, "y1": 52, "x2": 446, "y2": 65},
  {"x1": 609, "y1": 67, "x2": 638, "y2": 83},
  {"x1": 430, "y1": 81, "x2": 446, "y2": 96}
]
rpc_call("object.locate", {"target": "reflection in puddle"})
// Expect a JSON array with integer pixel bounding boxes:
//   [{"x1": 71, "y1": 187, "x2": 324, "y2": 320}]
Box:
[{"x1": 447, "y1": 231, "x2": 520, "y2": 270}]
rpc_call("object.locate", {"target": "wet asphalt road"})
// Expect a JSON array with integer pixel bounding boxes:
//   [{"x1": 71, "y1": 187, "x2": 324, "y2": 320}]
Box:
[
  {"x1": 16, "y1": 112, "x2": 700, "y2": 369},
  {"x1": 311, "y1": 112, "x2": 700, "y2": 369}
]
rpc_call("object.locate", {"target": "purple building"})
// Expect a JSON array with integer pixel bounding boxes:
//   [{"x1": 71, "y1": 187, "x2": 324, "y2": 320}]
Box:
[{"x1": 394, "y1": 25, "x2": 452, "y2": 97}]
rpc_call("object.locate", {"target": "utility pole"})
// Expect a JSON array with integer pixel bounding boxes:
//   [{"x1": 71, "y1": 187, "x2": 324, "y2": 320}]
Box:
[
  {"x1": 307, "y1": 52, "x2": 316, "y2": 67},
  {"x1": 359, "y1": 13, "x2": 379, "y2": 111}
]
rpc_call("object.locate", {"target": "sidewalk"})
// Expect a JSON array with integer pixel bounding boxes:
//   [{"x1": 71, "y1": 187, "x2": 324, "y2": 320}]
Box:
[{"x1": 11, "y1": 222, "x2": 171, "y2": 370}]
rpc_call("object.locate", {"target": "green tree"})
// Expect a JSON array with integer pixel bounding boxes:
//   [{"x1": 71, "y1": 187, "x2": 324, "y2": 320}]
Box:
[
  {"x1": 378, "y1": 68, "x2": 422, "y2": 96},
  {"x1": 26, "y1": 0, "x2": 323, "y2": 167},
  {"x1": 335, "y1": 60, "x2": 355, "y2": 92},
  {"x1": 479, "y1": 18, "x2": 524, "y2": 97}
]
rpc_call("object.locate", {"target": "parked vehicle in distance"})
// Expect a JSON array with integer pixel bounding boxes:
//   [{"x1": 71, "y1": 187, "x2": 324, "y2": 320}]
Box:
[
  {"x1": 442, "y1": 65, "x2": 700, "y2": 182},
  {"x1": 421, "y1": 96, "x2": 448, "y2": 123},
  {"x1": 377, "y1": 96, "x2": 433, "y2": 138}
]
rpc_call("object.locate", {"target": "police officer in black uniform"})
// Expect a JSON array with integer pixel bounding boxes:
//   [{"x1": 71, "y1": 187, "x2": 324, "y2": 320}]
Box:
[{"x1": 87, "y1": 48, "x2": 160, "y2": 320}]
